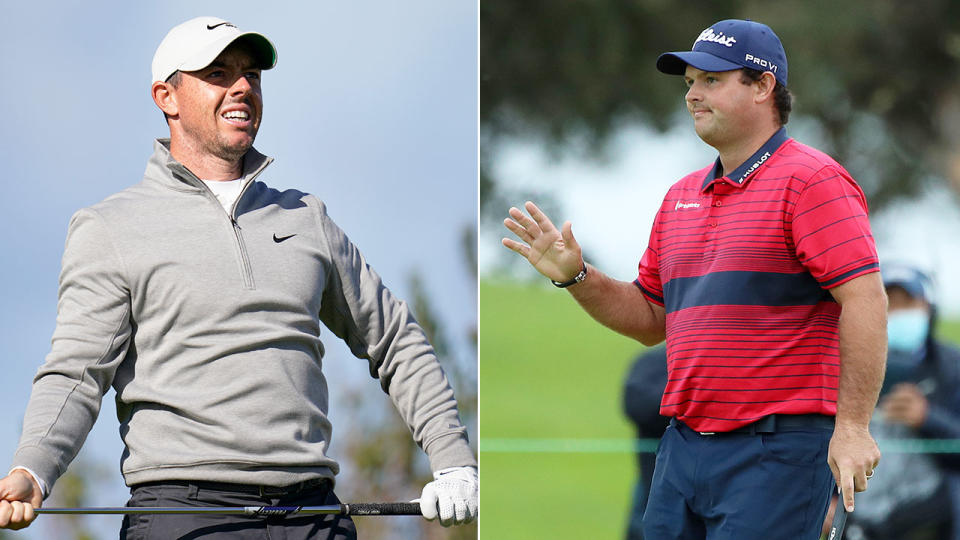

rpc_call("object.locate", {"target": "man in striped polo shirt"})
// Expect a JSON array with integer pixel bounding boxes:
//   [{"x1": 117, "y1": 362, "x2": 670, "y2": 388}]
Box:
[{"x1": 502, "y1": 19, "x2": 887, "y2": 539}]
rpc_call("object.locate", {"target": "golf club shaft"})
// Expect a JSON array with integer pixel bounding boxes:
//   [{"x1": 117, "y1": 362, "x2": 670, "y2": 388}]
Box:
[
  {"x1": 828, "y1": 488, "x2": 847, "y2": 540},
  {"x1": 35, "y1": 502, "x2": 421, "y2": 516}
]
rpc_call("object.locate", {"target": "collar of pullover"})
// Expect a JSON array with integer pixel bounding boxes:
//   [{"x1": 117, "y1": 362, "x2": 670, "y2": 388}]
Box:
[{"x1": 145, "y1": 138, "x2": 274, "y2": 192}]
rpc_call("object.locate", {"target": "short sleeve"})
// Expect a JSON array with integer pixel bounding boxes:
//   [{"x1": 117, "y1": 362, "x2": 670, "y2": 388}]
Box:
[
  {"x1": 790, "y1": 165, "x2": 879, "y2": 288},
  {"x1": 635, "y1": 209, "x2": 665, "y2": 306}
]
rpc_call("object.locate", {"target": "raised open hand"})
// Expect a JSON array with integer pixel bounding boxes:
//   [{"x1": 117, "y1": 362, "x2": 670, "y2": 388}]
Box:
[{"x1": 502, "y1": 201, "x2": 583, "y2": 283}]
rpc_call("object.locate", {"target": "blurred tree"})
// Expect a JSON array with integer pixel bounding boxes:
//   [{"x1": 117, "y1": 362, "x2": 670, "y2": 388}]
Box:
[
  {"x1": 482, "y1": 0, "x2": 960, "y2": 215},
  {"x1": 342, "y1": 224, "x2": 478, "y2": 539},
  {"x1": 41, "y1": 458, "x2": 107, "y2": 540}
]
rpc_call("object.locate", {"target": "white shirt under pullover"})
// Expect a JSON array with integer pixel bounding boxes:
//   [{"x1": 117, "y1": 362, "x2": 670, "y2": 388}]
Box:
[
  {"x1": 201, "y1": 178, "x2": 244, "y2": 214},
  {"x1": 12, "y1": 140, "x2": 476, "y2": 491}
]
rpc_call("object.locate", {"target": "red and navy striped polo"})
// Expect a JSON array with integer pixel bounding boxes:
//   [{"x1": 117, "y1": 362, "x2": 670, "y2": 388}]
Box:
[{"x1": 635, "y1": 128, "x2": 879, "y2": 432}]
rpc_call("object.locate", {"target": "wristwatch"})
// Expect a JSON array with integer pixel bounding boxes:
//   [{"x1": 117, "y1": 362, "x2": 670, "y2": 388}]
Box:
[{"x1": 551, "y1": 265, "x2": 587, "y2": 288}]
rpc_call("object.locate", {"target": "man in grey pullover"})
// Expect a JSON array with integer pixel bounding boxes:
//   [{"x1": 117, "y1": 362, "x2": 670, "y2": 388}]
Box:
[{"x1": 0, "y1": 17, "x2": 477, "y2": 538}]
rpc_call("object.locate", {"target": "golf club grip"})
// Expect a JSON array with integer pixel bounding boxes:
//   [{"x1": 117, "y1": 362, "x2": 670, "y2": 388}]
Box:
[
  {"x1": 828, "y1": 497, "x2": 847, "y2": 540},
  {"x1": 344, "y1": 502, "x2": 422, "y2": 516}
]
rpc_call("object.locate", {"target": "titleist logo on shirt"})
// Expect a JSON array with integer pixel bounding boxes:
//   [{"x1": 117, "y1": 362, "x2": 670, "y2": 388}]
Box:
[{"x1": 695, "y1": 28, "x2": 737, "y2": 47}]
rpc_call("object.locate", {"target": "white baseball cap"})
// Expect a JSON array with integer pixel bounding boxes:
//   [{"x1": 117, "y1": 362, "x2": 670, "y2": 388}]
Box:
[{"x1": 151, "y1": 16, "x2": 277, "y2": 84}]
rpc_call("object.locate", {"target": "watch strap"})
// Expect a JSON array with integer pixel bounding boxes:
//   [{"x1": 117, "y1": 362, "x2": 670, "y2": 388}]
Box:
[{"x1": 551, "y1": 265, "x2": 587, "y2": 288}]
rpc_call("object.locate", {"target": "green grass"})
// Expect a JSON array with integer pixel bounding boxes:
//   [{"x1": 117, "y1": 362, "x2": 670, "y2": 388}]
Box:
[
  {"x1": 936, "y1": 317, "x2": 960, "y2": 343},
  {"x1": 479, "y1": 279, "x2": 644, "y2": 539},
  {"x1": 478, "y1": 278, "x2": 960, "y2": 539},
  {"x1": 480, "y1": 452, "x2": 635, "y2": 538}
]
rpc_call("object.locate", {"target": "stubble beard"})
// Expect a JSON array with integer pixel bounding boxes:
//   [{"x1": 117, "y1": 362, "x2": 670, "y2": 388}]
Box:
[
  {"x1": 210, "y1": 130, "x2": 256, "y2": 163},
  {"x1": 176, "y1": 118, "x2": 257, "y2": 167}
]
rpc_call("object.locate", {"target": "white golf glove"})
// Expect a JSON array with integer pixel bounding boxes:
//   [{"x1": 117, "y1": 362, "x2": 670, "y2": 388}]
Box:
[{"x1": 418, "y1": 466, "x2": 478, "y2": 526}]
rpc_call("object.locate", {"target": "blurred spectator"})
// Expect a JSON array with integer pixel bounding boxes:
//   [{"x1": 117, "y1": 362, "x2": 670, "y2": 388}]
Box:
[
  {"x1": 844, "y1": 264, "x2": 960, "y2": 540},
  {"x1": 622, "y1": 346, "x2": 670, "y2": 540}
]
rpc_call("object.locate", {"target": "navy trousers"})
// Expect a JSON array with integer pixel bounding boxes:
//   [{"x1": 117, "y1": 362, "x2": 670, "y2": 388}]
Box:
[
  {"x1": 120, "y1": 480, "x2": 357, "y2": 540},
  {"x1": 643, "y1": 419, "x2": 834, "y2": 539}
]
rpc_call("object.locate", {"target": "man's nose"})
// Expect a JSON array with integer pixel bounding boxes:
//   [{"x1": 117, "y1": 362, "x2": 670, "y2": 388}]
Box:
[{"x1": 230, "y1": 75, "x2": 253, "y2": 96}]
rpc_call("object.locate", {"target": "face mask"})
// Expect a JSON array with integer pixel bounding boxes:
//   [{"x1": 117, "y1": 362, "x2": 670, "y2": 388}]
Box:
[{"x1": 887, "y1": 308, "x2": 930, "y2": 354}]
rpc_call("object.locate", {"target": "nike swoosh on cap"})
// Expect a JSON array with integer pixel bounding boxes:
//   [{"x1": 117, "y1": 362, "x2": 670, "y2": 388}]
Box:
[{"x1": 207, "y1": 22, "x2": 236, "y2": 30}]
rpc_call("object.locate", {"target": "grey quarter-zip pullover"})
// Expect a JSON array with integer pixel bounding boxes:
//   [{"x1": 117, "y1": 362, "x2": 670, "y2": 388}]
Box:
[{"x1": 12, "y1": 139, "x2": 476, "y2": 490}]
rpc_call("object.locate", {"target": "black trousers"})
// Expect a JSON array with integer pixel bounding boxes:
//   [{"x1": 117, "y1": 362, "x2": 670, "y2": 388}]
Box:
[{"x1": 120, "y1": 481, "x2": 357, "y2": 540}]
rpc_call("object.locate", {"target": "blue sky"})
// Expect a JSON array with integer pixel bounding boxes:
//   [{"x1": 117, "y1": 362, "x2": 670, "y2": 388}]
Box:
[{"x1": 0, "y1": 2, "x2": 476, "y2": 536}]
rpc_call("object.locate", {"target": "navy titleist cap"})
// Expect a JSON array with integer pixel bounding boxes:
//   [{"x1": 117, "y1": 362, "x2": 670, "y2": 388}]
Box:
[
  {"x1": 882, "y1": 264, "x2": 935, "y2": 304},
  {"x1": 657, "y1": 19, "x2": 788, "y2": 87}
]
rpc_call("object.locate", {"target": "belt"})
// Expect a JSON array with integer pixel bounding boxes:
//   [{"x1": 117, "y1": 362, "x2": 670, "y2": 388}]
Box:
[
  {"x1": 137, "y1": 477, "x2": 332, "y2": 498},
  {"x1": 671, "y1": 414, "x2": 835, "y2": 436}
]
